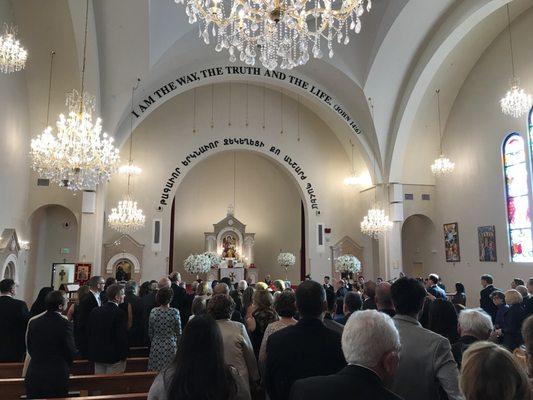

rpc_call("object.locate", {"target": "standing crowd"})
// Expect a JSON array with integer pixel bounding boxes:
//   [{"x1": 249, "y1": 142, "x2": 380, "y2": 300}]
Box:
[{"x1": 1, "y1": 271, "x2": 533, "y2": 399}]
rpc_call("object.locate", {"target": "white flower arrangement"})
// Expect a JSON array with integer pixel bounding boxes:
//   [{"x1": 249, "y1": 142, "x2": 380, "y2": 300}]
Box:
[
  {"x1": 335, "y1": 254, "x2": 362, "y2": 274},
  {"x1": 277, "y1": 252, "x2": 296, "y2": 267},
  {"x1": 183, "y1": 253, "x2": 211, "y2": 275},
  {"x1": 203, "y1": 251, "x2": 222, "y2": 268}
]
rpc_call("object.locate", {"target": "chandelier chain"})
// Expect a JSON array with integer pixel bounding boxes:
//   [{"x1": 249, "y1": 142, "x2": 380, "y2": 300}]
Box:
[
  {"x1": 436, "y1": 89, "x2": 442, "y2": 154},
  {"x1": 45, "y1": 51, "x2": 55, "y2": 126},
  {"x1": 79, "y1": 0, "x2": 90, "y2": 114},
  {"x1": 506, "y1": 4, "x2": 516, "y2": 80}
]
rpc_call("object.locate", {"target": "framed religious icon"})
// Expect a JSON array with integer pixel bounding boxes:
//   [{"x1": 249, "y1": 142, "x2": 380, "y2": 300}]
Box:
[
  {"x1": 75, "y1": 263, "x2": 92, "y2": 286},
  {"x1": 443, "y1": 223, "x2": 461, "y2": 262},
  {"x1": 478, "y1": 226, "x2": 497, "y2": 262},
  {"x1": 52, "y1": 263, "x2": 76, "y2": 289}
]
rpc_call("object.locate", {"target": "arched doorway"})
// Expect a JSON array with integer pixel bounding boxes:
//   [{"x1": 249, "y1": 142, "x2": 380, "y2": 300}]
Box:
[
  {"x1": 401, "y1": 214, "x2": 436, "y2": 278},
  {"x1": 26, "y1": 205, "x2": 79, "y2": 300},
  {"x1": 170, "y1": 150, "x2": 306, "y2": 283}
]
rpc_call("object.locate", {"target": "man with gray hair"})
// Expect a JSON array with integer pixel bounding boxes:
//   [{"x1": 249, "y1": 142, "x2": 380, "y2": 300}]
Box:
[
  {"x1": 451, "y1": 308, "x2": 493, "y2": 368},
  {"x1": 238, "y1": 279, "x2": 248, "y2": 293},
  {"x1": 289, "y1": 310, "x2": 402, "y2": 400}
]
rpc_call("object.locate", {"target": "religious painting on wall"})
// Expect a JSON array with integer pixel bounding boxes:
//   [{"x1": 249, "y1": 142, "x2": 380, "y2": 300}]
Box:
[
  {"x1": 52, "y1": 263, "x2": 75, "y2": 289},
  {"x1": 478, "y1": 226, "x2": 497, "y2": 262},
  {"x1": 443, "y1": 223, "x2": 460, "y2": 262},
  {"x1": 221, "y1": 232, "x2": 239, "y2": 259},
  {"x1": 75, "y1": 263, "x2": 91, "y2": 286},
  {"x1": 113, "y1": 259, "x2": 132, "y2": 281}
]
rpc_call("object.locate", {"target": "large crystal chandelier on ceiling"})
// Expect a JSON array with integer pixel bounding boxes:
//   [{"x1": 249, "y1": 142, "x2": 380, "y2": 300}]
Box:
[
  {"x1": 431, "y1": 89, "x2": 455, "y2": 176},
  {"x1": 500, "y1": 4, "x2": 531, "y2": 118},
  {"x1": 174, "y1": 0, "x2": 371, "y2": 70},
  {"x1": 360, "y1": 97, "x2": 393, "y2": 239},
  {"x1": 108, "y1": 80, "x2": 145, "y2": 234},
  {"x1": 30, "y1": 0, "x2": 119, "y2": 191},
  {"x1": 0, "y1": 23, "x2": 28, "y2": 74}
]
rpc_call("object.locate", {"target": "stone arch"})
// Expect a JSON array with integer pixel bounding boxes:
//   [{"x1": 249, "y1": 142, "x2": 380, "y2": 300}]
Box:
[{"x1": 1, "y1": 254, "x2": 18, "y2": 282}]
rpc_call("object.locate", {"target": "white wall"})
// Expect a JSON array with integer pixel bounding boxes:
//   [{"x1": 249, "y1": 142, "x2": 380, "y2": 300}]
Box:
[
  {"x1": 173, "y1": 151, "x2": 302, "y2": 282},
  {"x1": 104, "y1": 83, "x2": 375, "y2": 283},
  {"x1": 0, "y1": 0, "x2": 31, "y2": 299},
  {"x1": 402, "y1": 7, "x2": 533, "y2": 299}
]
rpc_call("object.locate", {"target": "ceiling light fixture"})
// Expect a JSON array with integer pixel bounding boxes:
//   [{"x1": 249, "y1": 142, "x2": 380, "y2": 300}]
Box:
[
  {"x1": 174, "y1": 0, "x2": 371, "y2": 70},
  {"x1": 0, "y1": 23, "x2": 27, "y2": 74},
  {"x1": 431, "y1": 89, "x2": 455, "y2": 176},
  {"x1": 108, "y1": 79, "x2": 145, "y2": 233},
  {"x1": 500, "y1": 4, "x2": 531, "y2": 118},
  {"x1": 30, "y1": 0, "x2": 119, "y2": 191}
]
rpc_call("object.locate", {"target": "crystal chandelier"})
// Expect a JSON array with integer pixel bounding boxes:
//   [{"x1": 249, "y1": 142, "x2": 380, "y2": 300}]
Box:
[
  {"x1": 108, "y1": 79, "x2": 145, "y2": 233},
  {"x1": 431, "y1": 89, "x2": 454, "y2": 176},
  {"x1": 30, "y1": 0, "x2": 119, "y2": 191},
  {"x1": 0, "y1": 23, "x2": 28, "y2": 74},
  {"x1": 501, "y1": 79, "x2": 532, "y2": 118},
  {"x1": 360, "y1": 203, "x2": 393, "y2": 239},
  {"x1": 175, "y1": 0, "x2": 371, "y2": 70},
  {"x1": 500, "y1": 4, "x2": 531, "y2": 118},
  {"x1": 431, "y1": 155, "x2": 455, "y2": 176},
  {"x1": 108, "y1": 197, "x2": 146, "y2": 233}
]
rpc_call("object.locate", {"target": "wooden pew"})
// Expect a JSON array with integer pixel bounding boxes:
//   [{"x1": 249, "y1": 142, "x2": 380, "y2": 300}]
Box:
[
  {"x1": 129, "y1": 347, "x2": 149, "y2": 358},
  {"x1": 0, "y1": 357, "x2": 148, "y2": 379},
  {"x1": 0, "y1": 371, "x2": 157, "y2": 399},
  {"x1": 55, "y1": 393, "x2": 147, "y2": 400}
]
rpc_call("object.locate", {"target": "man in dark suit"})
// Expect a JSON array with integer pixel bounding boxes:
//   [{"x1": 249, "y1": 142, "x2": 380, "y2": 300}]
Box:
[
  {"x1": 169, "y1": 272, "x2": 188, "y2": 327},
  {"x1": 338, "y1": 291, "x2": 362, "y2": 326},
  {"x1": 323, "y1": 276, "x2": 333, "y2": 292},
  {"x1": 290, "y1": 310, "x2": 402, "y2": 400},
  {"x1": 0, "y1": 278, "x2": 29, "y2": 362},
  {"x1": 25, "y1": 290, "x2": 77, "y2": 398},
  {"x1": 75, "y1": 275, "x2": 105, "y2": 357},
  {"x1": 480, "y1": 274, "x2": 498, "y2": 322},
  {"x1": 213, "y1": 283, "x2": 244, "y2": 323},
  {"x1": 88, "y1": 284, "x2": 129, "y2": 374},
  {"x1": 265, "y1": 280, "x2": 346, "y2": 400},
  {"x1": 323, "y1": 289, "x2": 343, "y2": 335}
]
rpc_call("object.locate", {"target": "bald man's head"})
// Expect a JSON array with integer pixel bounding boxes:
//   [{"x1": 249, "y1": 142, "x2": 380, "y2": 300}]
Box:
[
  {"x1": 158, "y1": 277, "x2": 171, "y2": 289},
  {"x1": 375, "y1": 282, "x2": 394, "y2": 310}
]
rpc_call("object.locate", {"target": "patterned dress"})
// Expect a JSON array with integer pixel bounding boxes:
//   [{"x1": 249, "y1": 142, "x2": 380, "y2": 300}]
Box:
[{"x1": 148, "y1": 307, "x2": 182, "y2": 372}]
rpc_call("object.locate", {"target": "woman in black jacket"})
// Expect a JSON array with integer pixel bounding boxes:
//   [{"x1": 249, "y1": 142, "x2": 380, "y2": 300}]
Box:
[{"x1": 502, "y1": 289, "x2": 525, "y2": 351}]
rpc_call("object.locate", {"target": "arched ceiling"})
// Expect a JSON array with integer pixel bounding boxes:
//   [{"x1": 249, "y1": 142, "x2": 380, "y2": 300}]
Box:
[{"x1": 8, "y1": 0, "x2": 533, "y2": 184}]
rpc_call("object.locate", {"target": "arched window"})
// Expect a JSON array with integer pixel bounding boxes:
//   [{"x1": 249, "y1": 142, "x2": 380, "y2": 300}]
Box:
[{"x1": 503, "y1": 133, "x2": 533, "y2": 262}]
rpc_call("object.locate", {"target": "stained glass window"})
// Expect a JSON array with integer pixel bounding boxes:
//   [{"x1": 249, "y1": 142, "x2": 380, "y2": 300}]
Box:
[{"x1": 503, "y1": 133, "x2": 533, "y2": 262}]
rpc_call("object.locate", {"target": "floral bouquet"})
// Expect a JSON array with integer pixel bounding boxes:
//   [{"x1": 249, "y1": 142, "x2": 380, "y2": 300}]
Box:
[
  {"x1": 203, "y1": 251, "x2": 222, "y2": 268},
  {"x1": 335, "y1": 254, "x2": 362, "y2": 274},
  {"x1": 184, "y1": 253, "x2": 211, "y2": 277},
  {"x1": 278, "y1": 252, "x2": 296, "y2": 280}
]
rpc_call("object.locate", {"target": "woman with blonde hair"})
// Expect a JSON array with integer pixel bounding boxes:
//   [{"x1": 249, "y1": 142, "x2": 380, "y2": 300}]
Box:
[
  {"x1": 460, "y1": 341, "x2": 530, "y2": 400},
  {"x1": 503, "y1": 289, "x2": 525, "y2": 351},
  {"x1": 196, "y1": 281, "x2": 212, "y2": 299},
  {"x1": 246, "y1": 289, "x2": 278, "y2": 359},
  {"x1": 272, "y1": 279, "x2": 285, "y2": 293}
]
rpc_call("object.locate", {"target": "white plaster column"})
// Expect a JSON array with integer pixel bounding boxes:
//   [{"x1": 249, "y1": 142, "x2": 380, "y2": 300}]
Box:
[
  {"x1": 376, "y1": 184, "x2": 404, "y2": 281},
  {"x1": 78, "y1": 185, "x2": 106, "y2": 275}
]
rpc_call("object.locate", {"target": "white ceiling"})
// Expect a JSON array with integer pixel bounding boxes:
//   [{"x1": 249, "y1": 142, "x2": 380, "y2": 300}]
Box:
[{"x1": 7, "y1": 0, "x2": 533, "y2": 183}]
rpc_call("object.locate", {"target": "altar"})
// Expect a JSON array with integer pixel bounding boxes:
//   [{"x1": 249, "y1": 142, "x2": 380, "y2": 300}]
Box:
[{"x1": 205, "y1": 207, "x2": 258, "y2": 282}]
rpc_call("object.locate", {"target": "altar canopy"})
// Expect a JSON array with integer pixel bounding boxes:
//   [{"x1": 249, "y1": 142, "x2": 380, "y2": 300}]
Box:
[{"x1": 205, "y1": 207, "x2": 256, "y2": 281}]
